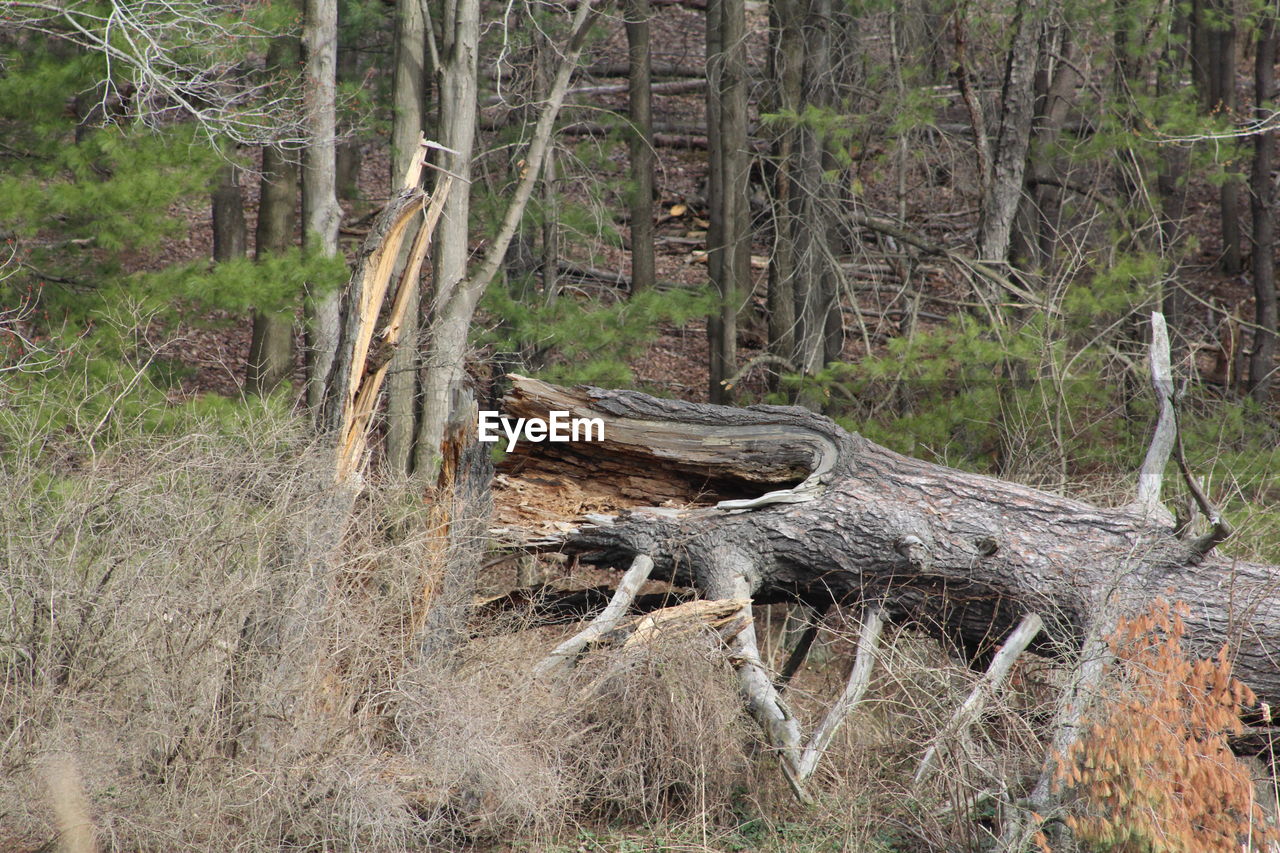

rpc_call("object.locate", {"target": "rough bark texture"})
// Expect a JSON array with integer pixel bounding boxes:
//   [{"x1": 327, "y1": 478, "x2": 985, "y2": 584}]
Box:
[
  {"x1": 386, "y1": 0, "x2": 432, "y2": 473},
  {"x1": 247, "y1": 129, "x2": 299, "y2": 396},
  {"x1": 975, "y1": 0, "x2": 1041, "y2": 268},
  {"x1": 212, "y1": 162, "x2": 247, "y2": 264},
  {"x1": 626, "y1": 0, "x2": 656, "y2": 296},
  {"x1": 302, "y1": 0, "x2": 342, "y2": 416},
  {"x1": 1250, "y1": 15, "x2": 1277, "y2": 401},
  {"x1": 502, "y1": 376, "x2": 1280, "y2": 709}
]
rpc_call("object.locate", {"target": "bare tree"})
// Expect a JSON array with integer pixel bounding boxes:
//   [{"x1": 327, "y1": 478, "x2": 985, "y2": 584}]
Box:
[
  {"x1": 247, "y1": 29, "x2": 303, "y2": 397},
  {"x1": 626, "y1": 0, "x2": 656, "y2": 296},
  {"x1": 386, "y1": 0, "x2": 434, "y2": 472},
  {"x1": 412, "y1": 0, "x2": 609, "y2": 478},
  {"x1": 1249, "y1": 12, "x2": 1277, "y2": 399},
  {"x1": 706, "y1": 0, "x2": 749, "y2": 402},
  {"x1": 973, "y1": 0, "x2": 1043, "y2": 269},
  {"x1": 6, "y1": 0, "x2": 308, "y2": 146},
  {"x1": 302, "y1": 0, "x2": 343, "y2": 416}
]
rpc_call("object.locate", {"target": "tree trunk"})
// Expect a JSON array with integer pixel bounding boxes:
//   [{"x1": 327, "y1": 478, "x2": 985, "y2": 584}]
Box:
[
  {"x1": 413, "y1": 0, "x2": 607, "y2": 478},
  {"x1": 247, "y1": 36, "x2": 300, "y2": 398},
  {"x1": 1156, "y1": 18, "x2": 1191, "y2": 339},
  {"x1": 212, "y1": 162, "x2": 247, "y2": 263},
  {"x1": 1210, "y1": 0, "x2": 1241, "y2": 274},
  {"x1": 1011, "y1": 25, "x2": 1079, "y2": 273},
  {"x1": 247, "y1": 148, "x2": 299, "y2": 396},
  {"x1": 413, "y1": 0, "x2": 480, "y2": 477},
  {"x1": 302, "y1": 0, "x2": 343, "y2": 417},
  {"x1": 501, "y1": 376, "x2": 1280, "y2": 710},
  {"x1": 975, "y1": 0, "x2": 1041, "y2": 269},
  {"x1": 765, "y1": 0, "x2": 802, "y2": 375},
  {"x1": 336, "y1": 29, "x2": 363, "y2": 203},
  {"x1": 1250, "y1": 14, "x2": 1277, "y2": 400},
  {"x1": 386, "y1": 0, "x2": 433, "y2": 473},
  {"x1": 795, "y1": 0, "x2": 838, "y2": 380},
  {"x1": 706, "y1": 0, "x2": 748, "y2": 403},
  {"x1": 626, "y1": 0, "x2": 656, "y2": 296}
]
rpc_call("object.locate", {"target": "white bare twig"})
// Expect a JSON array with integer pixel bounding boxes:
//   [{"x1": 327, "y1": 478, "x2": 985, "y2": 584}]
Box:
[{"x1": 6, "y1": 0, "x2": 310, "y2": 146}]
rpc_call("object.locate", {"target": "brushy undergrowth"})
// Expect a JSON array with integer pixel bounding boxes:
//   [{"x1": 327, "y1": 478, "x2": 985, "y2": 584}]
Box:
[
  {"x1": 0, "y1": 375, "x2": 766, "y2": 851},
  {"x1": 4, "y1": 332, "x2": 1276, "y2": 852}
]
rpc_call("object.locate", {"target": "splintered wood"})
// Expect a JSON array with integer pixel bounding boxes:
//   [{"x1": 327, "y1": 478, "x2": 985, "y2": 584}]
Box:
[{"x1": 491, "y1": 374, "x2": 818, "y2": 540}]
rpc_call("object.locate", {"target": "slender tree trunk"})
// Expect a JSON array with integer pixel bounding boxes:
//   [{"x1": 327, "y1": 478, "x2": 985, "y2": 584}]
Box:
[
  {"x1": 1156, "y1": 3, "x2": 1192, "y2": 341},
  {"x1": 247, "y1": 150, "x2": 298, "y2": 395},
  {"x1": 797, "y1": 0, "x2": 839, "y2": 378},
  {"x1": 1012, "y1": 25, "x2": 1079, "y2": 273},
  {"x1": 975, "y1": 0, "x2": 1041, "y2": 268},
  {"x1": 1194, "y1": 0, "x2": 1242, "y2": 273},
  {"x1": 1212, "y1": 3, "x2": 1241, "y2": 274},
  {"x1": 766, "y1": 0, "x2": 802, "y2": 374},
  {"x1": 302, "y1": 0, "x2": 343, "y2": 417},
  {"x1": 247, "y1": 36, "x2": 300, "y2": 397},
  {"x1": 626, "y1": 0, "x2": 656, "y2": 296},
  {"x1": 336, "y1": 30, "x2": 363, "y2": 203},
  {"x1": 386, "y1": 0, "x2": 432, "y2": 473},
  {"x1": 413, "y1": 0, "x2": 606, "y2": 478},
  {"x1": 1249, "y1": 14, "x2": 1277, "y2": 399},
  {"x1": 413, "y1": 0, "x2": 480, "y2": 477},
  {"x1": 542, "y1": 146, "x2": 559, "y2": 303},
  {"x1": 707, "y1": 0, "x2": 748, "y2": 402},
  {"x1": 705, "y1": 0, "x2": 727, "y2": 400}
]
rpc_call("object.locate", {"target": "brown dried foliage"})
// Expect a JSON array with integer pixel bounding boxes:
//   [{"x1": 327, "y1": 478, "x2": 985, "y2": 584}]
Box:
[{"x1": 1053, "y1": 599, "x2": 1276, "y2": 853}]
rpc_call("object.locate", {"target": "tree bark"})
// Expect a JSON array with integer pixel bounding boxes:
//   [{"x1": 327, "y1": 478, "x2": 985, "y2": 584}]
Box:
[
  {"x1": 626, "y1": 0, "x2": 656, "y2": 296},
  {"x1": 413, "y1": 0, "x2": 606, "y2": 479},
  {"x1": 501, "y1": 376, "x2": 1280, "y2": 709},
  {"x1": 212, "y1": 162, "x2": 247, "y2": 263},
  {"x1": 386, "y1": 0, "x2": 433, "y2": 473},
  {"x1": 1209, "y1": 0, "x2": 1241, "y2": 274},
  {"x1": 705, "y1": 0, "x2": 748, "y2": 403},
  {"x1": 975, "y1": 0, "x2": 1041, "y2": 269},
  {"x1": 1250, "y1": 14, "x2": 1278, "y2": 400},
  {"x1": 246, "y1": 35, "x2": 300, "y2": 398},
  {"x1": 413, "y1": 0, "x2": 480, "y2": 478},
  {"x1": 302, "y1": 0, "x2": 343, "y2": 417},
  {"x1": 765, "y1": 0, "x2": 802, "y2": 376}
]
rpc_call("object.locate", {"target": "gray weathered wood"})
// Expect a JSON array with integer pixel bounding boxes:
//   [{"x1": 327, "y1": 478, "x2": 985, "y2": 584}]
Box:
[{"x1": 503, "y1": 376, "x2": 1280, "y2": 711}]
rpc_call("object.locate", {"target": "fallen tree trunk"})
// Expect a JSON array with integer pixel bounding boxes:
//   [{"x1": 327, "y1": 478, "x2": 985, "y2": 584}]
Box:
[{"x1": 502, "y1": 376, "x2": 1280, "y2": 709}]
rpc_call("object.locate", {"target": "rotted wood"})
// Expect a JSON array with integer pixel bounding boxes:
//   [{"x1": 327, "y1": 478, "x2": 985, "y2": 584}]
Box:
[{"x1": 501, "y1": 376, "x2": 1280, "y2": 711}]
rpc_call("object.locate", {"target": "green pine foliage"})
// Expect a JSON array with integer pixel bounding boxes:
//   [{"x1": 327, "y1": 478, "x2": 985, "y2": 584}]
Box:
[
  {"x1": 125, "y1": 248, "x2": 348, "y2": 320},
  {"x1": 479, "y1": 282, "x2": 712, "y2": 387},
  {"x1": 0, "y1": 9, "x2": 333, "y2": 403},
  {"x1": 0, "y1": 52, "x2": 218, "y2": 288}
]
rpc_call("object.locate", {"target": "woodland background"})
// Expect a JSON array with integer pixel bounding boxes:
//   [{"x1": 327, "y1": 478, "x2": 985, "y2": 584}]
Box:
[{"x1": 2, "y1": 0, "x2": 1280, "y2": 850}]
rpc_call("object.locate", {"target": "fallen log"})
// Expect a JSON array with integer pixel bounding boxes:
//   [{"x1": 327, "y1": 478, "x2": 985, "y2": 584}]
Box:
[{"x1": 501, "y1": 375, "x2": 1280, "y2": 711}]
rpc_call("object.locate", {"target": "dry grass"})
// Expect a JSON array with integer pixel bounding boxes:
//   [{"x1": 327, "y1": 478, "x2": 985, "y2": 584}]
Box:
[
  {"x1": 3, "y1": 383, "x2": 1273, "y2": 852},
  {"x1": 0, "y1": 395, "x2": 760, "y2": 851}
]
